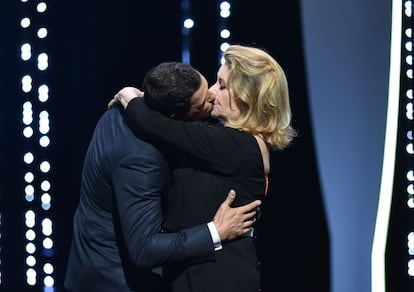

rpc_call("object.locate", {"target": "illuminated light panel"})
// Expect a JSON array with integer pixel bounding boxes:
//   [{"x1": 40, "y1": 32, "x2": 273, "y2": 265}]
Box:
[
  {"x1": 20, "y1": 17, "x2": 31, "y2": 28},
  {"x1": 183, "y1": 18, "x2": 194, "y2": 29},
  {"x1": 403, "y1": 0, "x2": 414, "y2": 285},
  {"x1": 21, "y1": 75, "x2": 33, "y2": 93},
  {"x1": 372, "y1": 0, "x2": 414, "y2": 291},
  {"x1": 371, "y1": 0, "x2": 403, "y2": 291},
  {"x1": 38, "y1": 84, "x2": 49, "y2": 102},
  {"x1": 181, "y1": 0, "x2": 192, "y2": 64},
  {"x1": 37, "y1": 28, "x2": 47, "y2": 39},
  {"x1": 21, "y1": 43, "x2": 31, "y2": 61},
  {"x1": 37, "y1": 2, "x2": 47, "y2": 13},
  {"x1": 218, "y1": 1, "x2": 231, "y2": 65},
  {"x1": 19, "y1": 0, "x2": 55, "y2": 289}
]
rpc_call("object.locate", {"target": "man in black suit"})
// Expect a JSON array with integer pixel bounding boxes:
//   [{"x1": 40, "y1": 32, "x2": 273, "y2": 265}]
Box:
[{"x1": 64, "y1": 62, "x2": 259, "y2": 292}]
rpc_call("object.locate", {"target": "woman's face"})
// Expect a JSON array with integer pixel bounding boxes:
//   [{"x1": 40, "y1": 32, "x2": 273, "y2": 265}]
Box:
[{"x1": 209, "y1": 64, "x2": 241, "y2": 122}]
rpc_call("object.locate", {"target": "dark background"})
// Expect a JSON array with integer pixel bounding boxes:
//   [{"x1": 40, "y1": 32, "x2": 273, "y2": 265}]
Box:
[{"x1": 2, "y1": 1, "x2": 330, "y2": 291}]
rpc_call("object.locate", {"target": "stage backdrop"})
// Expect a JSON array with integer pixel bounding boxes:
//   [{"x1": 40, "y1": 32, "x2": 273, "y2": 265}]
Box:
[{"x1": 301, "y1": 0, "x2": 392, "y2": 292}]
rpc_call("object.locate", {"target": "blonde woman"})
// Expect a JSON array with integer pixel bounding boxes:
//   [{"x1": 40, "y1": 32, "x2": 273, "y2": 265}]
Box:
[{"x1": 115, "y1": 45, "x2": 296, "y2": 292}]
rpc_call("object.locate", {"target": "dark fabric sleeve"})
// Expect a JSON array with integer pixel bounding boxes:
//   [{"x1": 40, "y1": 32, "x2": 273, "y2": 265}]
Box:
[
  {"x1": 112, "y1": 152, "x2": 214, "y2": 269},
  {"x1": 125, "y1": 98, "x2": 243, "y2": 174}
]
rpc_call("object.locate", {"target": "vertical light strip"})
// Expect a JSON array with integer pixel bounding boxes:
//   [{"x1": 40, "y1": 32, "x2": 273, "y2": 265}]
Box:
[
  {"x1": 20, "y1": 0, "x2": 55, "y2": 290},
  {"x1": 35, "y1": 1, "x2": 55, "y2": 290},
  {"x1": 371, "y1": 0, "x2": 403, "y2": 291},
  {"x1": 181, "y1": 0, "x2": 193, "y2": 64},
  {"x1": 20, "y1": 0, "x2": 38, "y2": 287},
  {"x1": 403, "y1": 0, "x2": 414, "y2": 280},
  {"x1": 218, "y1": 1, "x2": 231, "y2": 64}
]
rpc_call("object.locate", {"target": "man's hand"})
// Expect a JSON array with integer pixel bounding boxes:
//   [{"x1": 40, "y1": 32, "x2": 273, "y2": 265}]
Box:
[
  {"x1": 108, "y1": 86, "x2": 144, "y2": 109},
  {"x1": 213, "y1": 190, "x2": 261, "y2": 241}
]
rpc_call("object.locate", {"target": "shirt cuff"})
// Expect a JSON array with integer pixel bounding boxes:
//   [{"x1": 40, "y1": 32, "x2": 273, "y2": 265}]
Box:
[{"x1": 207, "y1": 221, "x2": 222, "y2": 251}]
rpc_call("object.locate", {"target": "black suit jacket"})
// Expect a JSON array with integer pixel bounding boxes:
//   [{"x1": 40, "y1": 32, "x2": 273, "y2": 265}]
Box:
[{"x1": 64, "y1": 107, "x2": 214, "y2": 292}]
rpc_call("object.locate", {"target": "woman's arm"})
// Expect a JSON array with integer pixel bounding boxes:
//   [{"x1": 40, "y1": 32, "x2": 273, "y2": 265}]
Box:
[
  {"x1": 108, "y1": 86, "x2": 143, "y2": 109},
  {"x1": 125, "y1": 97, "x2": 245, "y2": 174}
]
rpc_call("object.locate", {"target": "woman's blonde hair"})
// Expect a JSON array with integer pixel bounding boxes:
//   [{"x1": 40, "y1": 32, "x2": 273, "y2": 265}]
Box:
[{"x1": 223, "y1": 44, "x2": 296, "y2": 150}]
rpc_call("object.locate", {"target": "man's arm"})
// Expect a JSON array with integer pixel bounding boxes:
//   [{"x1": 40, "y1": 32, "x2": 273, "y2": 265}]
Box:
[{"x1": 113, "y1": 154, "x2": 260, "y2": 269}]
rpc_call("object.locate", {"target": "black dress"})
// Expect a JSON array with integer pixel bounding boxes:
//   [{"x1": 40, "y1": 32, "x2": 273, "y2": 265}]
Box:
[{"x1": 126, "y1": 99, "x2": 267, "y2": 292}]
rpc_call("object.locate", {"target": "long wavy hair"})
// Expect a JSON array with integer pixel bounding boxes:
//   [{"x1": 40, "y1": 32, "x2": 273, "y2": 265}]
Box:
[{"x1": 223, "y1": 45, "x2": 296, "y2": 150}]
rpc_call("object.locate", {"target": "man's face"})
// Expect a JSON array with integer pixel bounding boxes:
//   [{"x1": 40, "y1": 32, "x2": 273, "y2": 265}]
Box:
[
  {"x1": 185, "y1": 74, "x2": 214, "y2": 121},
  {"x1": 209, "y1": 64, "x2": 241, "y2": 122}
]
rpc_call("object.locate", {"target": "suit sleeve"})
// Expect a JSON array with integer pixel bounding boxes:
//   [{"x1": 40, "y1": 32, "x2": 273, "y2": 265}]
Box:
[
  {"x1": 112, "y1": 151, "x2": 214, "y2": 269},
  {"x1": 125, "y1": 98, "x2": 243, "y2": 174}
]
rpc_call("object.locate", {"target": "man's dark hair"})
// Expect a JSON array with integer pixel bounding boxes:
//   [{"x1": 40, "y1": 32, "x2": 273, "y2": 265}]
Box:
[{"x1": 143, "y1": 62, "x2": 201, "y2": 117}]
